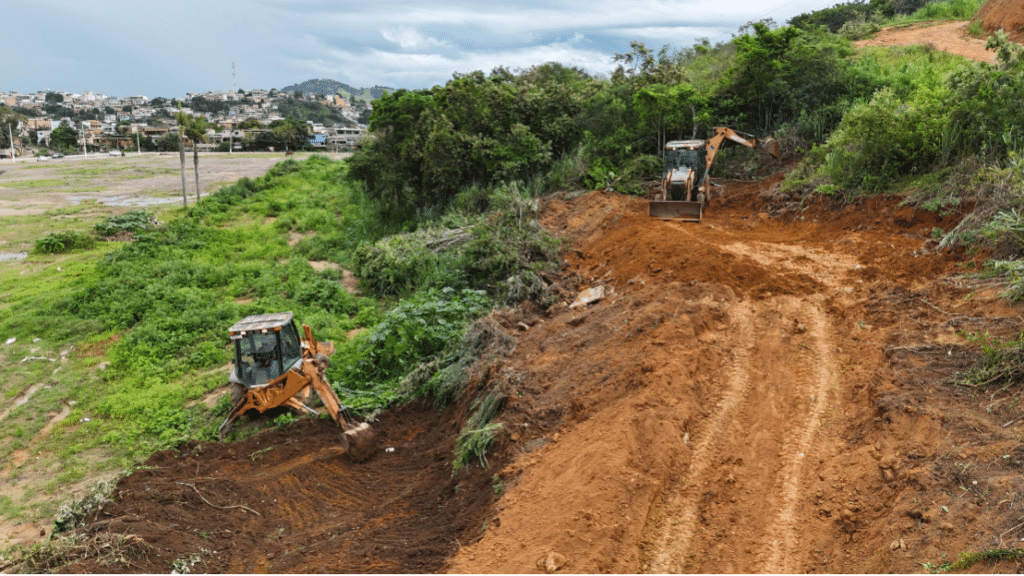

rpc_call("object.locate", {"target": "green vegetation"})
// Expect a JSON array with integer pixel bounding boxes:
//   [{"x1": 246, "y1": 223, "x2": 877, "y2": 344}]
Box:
[
  {"x1": 1, "y1": 151, "x2": 563, "y2": 513},
  {"x1": 33, "y1": 231, "x2": 96, "y2": 254},
  {"x1": 790, "y1": 0, "x2": 984, "y2": 34},
  {"x1": 924, "y1": 547, "x2": 1024, "y2": 572},
  {"x1": 93, "y1": 210, "x2": 158, "y2": 237},
  {"x1": 452, "y1": 391, "x2": 506, "y2": 473}
]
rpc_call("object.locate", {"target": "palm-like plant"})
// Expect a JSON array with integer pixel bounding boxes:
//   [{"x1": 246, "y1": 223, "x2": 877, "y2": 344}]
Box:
[
  {"x1": 175, "y1": 107, "x2": 189, "y2": 208},
  {"x1": 182, "y1": 115, "x2": 210, "y2": 201},
  {"x1": 273, "y1": 117, "x2": 310, "y2": 152},
  {"x1": 0, "y1": 107, "x2": 27, "y2": 161}
]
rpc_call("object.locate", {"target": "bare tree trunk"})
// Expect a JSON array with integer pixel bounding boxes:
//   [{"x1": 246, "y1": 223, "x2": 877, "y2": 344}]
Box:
[
  {"x1": 193, "y1": 147, "x2": 201, "y2": 202},
  {"x1": 179, "y1": 135, "x2": 188, "y2": 208}
]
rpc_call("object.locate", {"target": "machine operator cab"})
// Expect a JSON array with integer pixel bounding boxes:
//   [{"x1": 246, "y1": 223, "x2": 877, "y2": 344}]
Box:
[{"x1": 228, "y1": 312, "x2": 305, "y2": 389}]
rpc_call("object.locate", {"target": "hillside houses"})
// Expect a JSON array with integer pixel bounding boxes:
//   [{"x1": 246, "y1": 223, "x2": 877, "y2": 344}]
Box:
[{"x1": 1, "y1": 85, "x2": 372, "y2": 155}]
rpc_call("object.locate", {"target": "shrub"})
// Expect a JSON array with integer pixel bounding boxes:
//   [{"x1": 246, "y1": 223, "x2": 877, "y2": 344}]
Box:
[
  {"x1": 838, "y1": 13, "x2": 884, "y2": 40},
  {"x1": 452, "y1": 391, "x2": 506, "y2": 473},
  {"x1": 33, "y1": 231, "x2": 96, "y2": 254},
  {"x1": 813, "y1": 86, "x2": 947, "y2": 194},
  {"x1": 329, "y1": 287, "x2": 491, "y2": 409},
  {"x1": 93, "y1": 210, "x2": 157, "y2": 237}
]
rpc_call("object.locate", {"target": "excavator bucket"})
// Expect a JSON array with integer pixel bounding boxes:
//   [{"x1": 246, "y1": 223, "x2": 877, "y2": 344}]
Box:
[
  {"x1": 648, "y1": 200, "x2": 703, "y2": 222},
  {"x1": 339, "y1": 421, "x2": 377, "y2": 462}
]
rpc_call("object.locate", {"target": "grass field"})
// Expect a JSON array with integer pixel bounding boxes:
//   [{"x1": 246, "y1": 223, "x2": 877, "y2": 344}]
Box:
[{"x1": 0, "y1": 151, "x2": 350, "y2": 546}]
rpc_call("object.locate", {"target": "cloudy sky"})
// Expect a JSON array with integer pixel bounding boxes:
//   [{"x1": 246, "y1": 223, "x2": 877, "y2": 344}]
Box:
[{"x1": 3, "y1": 0, "x2": 838, "y2": 98}]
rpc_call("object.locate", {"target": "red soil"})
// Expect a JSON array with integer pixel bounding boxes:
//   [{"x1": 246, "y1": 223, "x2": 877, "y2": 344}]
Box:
[
  {"x1": 61, "y1": 174, "x2": 1024, "y2": 573},
  {"x1": 977, "y1": 0, "x2": 1024, "y2": 43},
  {"x1": 855, "y1": 20, "x2": 996, "y2": 63}
]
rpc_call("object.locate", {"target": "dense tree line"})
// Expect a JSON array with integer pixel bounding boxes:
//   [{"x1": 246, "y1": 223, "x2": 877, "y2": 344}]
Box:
[{"x1": 346, "y1": 20, "x2": 883, "y2": 222}]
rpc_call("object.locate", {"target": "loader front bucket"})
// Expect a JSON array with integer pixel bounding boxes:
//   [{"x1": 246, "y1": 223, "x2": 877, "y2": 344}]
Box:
[{"x1": 649, "y1": 200, "x2": 703, "y2": 222}]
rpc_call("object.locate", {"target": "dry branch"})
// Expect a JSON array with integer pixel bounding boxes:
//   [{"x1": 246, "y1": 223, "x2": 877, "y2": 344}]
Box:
[{"x1": 175, "y1": 482, "x2": 260, "y2": 516}]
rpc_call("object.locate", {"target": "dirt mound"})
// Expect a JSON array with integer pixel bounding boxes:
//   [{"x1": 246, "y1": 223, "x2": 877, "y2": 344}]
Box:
[
  {"x1": 855, "y1": 20, "x2": 995, "y2": 63},
  {"x1": 977, "y1": 0, "x2": 1024, "y2": 43}
]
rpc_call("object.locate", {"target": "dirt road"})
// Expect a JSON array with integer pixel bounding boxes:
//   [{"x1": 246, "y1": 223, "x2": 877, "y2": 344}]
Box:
[
  {"x1": 61, "y1": 175, "x2": 1024, "y2": 573},
  {"x1": 855, "y1": 20, "x2": 995, "y2": 63}
]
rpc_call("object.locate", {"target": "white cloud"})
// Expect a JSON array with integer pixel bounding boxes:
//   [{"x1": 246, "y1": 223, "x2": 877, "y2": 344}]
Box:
[
  {"x1": 4, "y1": 0, "x2": 843, "y2": 95},
  {"x1": 279, "y1": 33, "x2": 613, "y2": 89},
  {"x1": 381, "y1": 27, "x2": 450, "y2": 49}
]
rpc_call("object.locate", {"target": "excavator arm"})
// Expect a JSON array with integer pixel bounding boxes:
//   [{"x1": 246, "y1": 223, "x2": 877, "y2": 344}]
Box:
[
  {"x1": 702, "y1": 127, "x2": 779, "y2": 189},
  {"x1": 218, "y1": 325, "x2": 376, "y2": 461}
]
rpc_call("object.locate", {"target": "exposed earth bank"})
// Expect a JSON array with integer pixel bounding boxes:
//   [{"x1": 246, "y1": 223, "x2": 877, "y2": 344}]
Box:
[
  {"x1": 854, "y1": 20, "x2": 995, "y2": 63},
  {"x1": 59, "y1": 173, "x2": 1024, "y2": 573}
]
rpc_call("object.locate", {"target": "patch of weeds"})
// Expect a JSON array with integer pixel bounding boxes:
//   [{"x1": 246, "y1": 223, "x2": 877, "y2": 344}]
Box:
[
  {"x1": 0, "y1": 179, "x2": 67, "y2": 189},
  {"x1": 966, "y1": 19, "x2": 985, "y2": 38},
  {"x1": 2, "y1": 533, "x2": 150, "y2": 573},
  {"x1": 93, "y1": 211, "x2": 158, "y2": 238},
  {"x1": 404, "y1": 316, "x2": 516, "y2": 406},
  {"x1": 491, "y1": 474, "x2": 504, "y2": 495},
  {"x1": 924, "y1": 548, "x2": 1024, "y2": 573},
  {"x1": 273, "y1": 412, "x2": 297, "y2": 429},
  {"x1": 331, "y1": 287, "x2": 491, "y2": 410},
  {"x1": 956, "y1": 331, "x2": 1024, "y2": 391},
  {"x1": 170, "y1": 552, "x2": 203, "y2": 574},
  {"x1": 52, "y1": 477, "x2": 117, "y2": 534},
  {"x1": 33, "y1": 231, "x2": 96, "y2": 254},
  {"x1": 452, "y1": 391, "x2": 506, "y2": 474}
]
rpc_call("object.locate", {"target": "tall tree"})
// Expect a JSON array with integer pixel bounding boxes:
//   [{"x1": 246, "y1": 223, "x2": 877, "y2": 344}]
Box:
[
  {"x1": 272, "y1": 117, "x2": 309, "y2": 151},
  {"x1": 0, "y1": 107, "x2": 28, "y2": 160},
  {"x1": 175, "y1": 107, "x2": 189, "y2": 208},
  {"x1": 181, "y1": 115, "x2": 210, "y2": 201}
]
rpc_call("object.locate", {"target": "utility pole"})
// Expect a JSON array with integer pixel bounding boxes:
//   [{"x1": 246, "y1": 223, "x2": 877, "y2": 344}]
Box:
[
  {"x1": 136, "y1": 131, "x2": 141, "y2": 155},
  {"x1": 8, "y1": 124, "x2": 14, "y2": 163},
  {"x1": 82, "y1": 122, "x2": 87, "y2": 157}
]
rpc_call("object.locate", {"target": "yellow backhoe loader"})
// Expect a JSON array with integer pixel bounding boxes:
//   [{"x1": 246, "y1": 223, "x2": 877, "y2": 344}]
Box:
[
  {"x1": 649, "y1": 126, "x2": 779, "y2": 222},
  {"x1": 218, "y1": 312, "x2": 376, "y2": 461}
]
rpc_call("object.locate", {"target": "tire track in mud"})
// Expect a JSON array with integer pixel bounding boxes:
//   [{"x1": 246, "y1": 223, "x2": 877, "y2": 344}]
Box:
[
  {"x1": 646, "y1": 301, "x2": 756, "y2": 573},
  {"x1": 644, "y1": 222, "x2": 845, "y2": 573},
  {"x1": 761, "y1": 298, "x2": 837, "y2": 573}
]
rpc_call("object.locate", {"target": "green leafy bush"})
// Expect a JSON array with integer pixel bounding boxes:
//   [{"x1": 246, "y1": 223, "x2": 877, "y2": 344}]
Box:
[
  {"x1": 93, "y1": 211, "x2": 157, "y2": 237},
  {"x1": 330, "y1": 287, "x2": 491, "y2": 409},
  {"x1": 946, "y1": 32, "x2": 1024, "y2": 160},
  {"x1": 838, "y1": 13, "x2": 883, "y2": 40},
  {"x1": 353, "y1": 181, "x2": 561, "y2": 301},
  {"x1": 810, "y1": 85, "x2": 948, "y2": 194},
  {"x1": 33, "y1": 231, "x2": 96, "y2": 254}
]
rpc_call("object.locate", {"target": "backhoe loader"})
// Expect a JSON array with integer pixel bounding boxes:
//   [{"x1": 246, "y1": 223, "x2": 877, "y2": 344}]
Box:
[
  {"x1": 218, "y1": 312, "x2": 376, "y2": 461},
  {"x1": 650, "y1": 126, "x2": 779, "y2": 222}
]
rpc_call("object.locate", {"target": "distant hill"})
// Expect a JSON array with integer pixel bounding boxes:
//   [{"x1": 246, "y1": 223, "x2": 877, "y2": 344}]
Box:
[{"x1": 278, "y1": 79, "x2": 394, "y2": 101}]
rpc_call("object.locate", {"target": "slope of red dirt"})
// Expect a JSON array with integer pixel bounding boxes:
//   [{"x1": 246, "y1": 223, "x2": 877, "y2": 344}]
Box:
[
  {"x1": 855, "y1": 20, "x2": 995, "y2": 63},
  {"x1": 448, "y1": 181, "x2": 1024, "y2": 573},
  {"x1": 976, "y1": 0, "x2": 1024, "y2": 43},
  {"x1": 57, "y1": 175, "x2": 1024, "y2": 574}
]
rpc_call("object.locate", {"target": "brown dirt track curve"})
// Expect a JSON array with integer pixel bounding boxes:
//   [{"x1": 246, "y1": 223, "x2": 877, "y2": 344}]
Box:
[
  {"x1": 855, "y1": 20, "x2": 995, "y2": 63},
  {"x1": 59, "y1": 173, "x2": 1024, "y2": 573}
]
